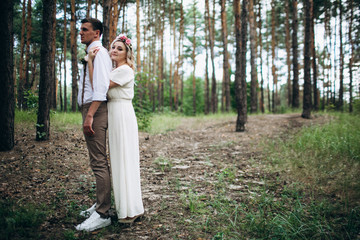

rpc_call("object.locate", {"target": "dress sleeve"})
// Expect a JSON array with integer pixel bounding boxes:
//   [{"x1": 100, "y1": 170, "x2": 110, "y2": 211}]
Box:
[{"x1": 110, "y1": 66, "x2": 134, "y2": 86}]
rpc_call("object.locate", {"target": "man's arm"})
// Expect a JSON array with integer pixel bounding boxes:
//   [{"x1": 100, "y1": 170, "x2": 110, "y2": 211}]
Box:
[
  {"x1": 83, "y1": 101, "x2": 101, "y2": 136},
  {"x1": 83, "y1": 47, "x2": 111, "y2": 136}
]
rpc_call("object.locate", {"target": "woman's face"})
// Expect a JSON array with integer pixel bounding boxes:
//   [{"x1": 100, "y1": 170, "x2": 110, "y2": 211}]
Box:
[{"x1": 110, "y1": 41, "x2": 127, "y2": 64}]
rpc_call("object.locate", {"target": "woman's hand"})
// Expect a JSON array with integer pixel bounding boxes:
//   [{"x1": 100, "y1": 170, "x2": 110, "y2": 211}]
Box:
[{"x1": 88, "y1": 47, "x2": 100, "y2": 61}]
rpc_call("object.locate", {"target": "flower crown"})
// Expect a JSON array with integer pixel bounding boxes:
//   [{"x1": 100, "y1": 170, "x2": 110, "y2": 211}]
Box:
[{"x1": 114, "y1": 34, "x2": 132, "y2": 48}]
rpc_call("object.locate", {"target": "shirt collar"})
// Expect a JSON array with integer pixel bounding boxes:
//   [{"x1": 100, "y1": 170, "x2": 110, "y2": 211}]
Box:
[{"x1": 86, "y1": 41, "x2": 102, "y2": 53}]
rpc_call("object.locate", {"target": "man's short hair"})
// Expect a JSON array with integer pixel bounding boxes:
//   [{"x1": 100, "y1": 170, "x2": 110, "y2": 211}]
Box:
[{"x1": 81, "y1": 18, "x2": 103, "y2": 36}]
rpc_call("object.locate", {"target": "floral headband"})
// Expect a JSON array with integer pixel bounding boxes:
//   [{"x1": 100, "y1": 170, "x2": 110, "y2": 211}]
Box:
[{"x1": 113, "y1": 34, "x2": 132, "y2": 49}]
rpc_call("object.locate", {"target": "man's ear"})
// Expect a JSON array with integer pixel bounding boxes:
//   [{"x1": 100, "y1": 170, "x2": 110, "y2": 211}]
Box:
[{"x1": 94, "y1": 30, "x2": 100, "y2": 38}]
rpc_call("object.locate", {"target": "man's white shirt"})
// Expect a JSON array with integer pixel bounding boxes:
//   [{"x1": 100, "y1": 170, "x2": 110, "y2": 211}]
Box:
[{"x1": 78, "y1": 41, "x2": 112, "y2": 107}]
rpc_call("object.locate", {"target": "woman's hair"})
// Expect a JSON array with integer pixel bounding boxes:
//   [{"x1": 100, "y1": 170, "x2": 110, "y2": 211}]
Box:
[{"x1": 110, "y1": 35, "x2": 135, "y2": 70}]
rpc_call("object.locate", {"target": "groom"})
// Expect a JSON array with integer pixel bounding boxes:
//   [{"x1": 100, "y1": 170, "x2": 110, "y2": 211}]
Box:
[{"x1": 76, "y1": 18, "x2": 112, "y2": 232}]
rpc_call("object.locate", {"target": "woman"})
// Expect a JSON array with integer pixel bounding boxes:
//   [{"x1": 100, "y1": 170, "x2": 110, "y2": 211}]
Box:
[{"x1": 88, "y1": 34, "x2": 144, "y2": 223}]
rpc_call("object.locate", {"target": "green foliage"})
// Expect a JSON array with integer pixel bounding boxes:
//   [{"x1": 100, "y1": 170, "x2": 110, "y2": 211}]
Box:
[
  {"x1": 182, "y1": 75, "x2": 205, "y2": 116},
  {"x1": 134, "y1": 72, "x2": 153, "y2": 131},
  {"x1": 353, "y1": 98, "x2": 360, "y2": 115},
  {"x1": 24, "y1": 90, "x2": 39, "y2": 110},
  {"x1": 0, "y1": 199, "x2": 46, "y2": 240}
]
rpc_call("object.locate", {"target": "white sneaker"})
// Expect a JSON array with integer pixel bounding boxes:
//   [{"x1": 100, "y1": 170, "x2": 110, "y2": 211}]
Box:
[
  {"x1": 79, "y1": 203, "x2": 96, "y2": 217},
  {"x1": 75, "y1": 211, "x2": 111, "y2": 232}
]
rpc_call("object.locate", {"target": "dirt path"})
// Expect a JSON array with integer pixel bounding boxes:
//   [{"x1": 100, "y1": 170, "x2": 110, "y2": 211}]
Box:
[{"x1": 0, "y1": 113, "x2": 328, "y2": 239}]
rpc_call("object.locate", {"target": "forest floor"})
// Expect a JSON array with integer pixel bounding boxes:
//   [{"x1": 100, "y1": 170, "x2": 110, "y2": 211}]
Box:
[{"x1": 1, "y1": 113, "x2": 332, "y2": 239}]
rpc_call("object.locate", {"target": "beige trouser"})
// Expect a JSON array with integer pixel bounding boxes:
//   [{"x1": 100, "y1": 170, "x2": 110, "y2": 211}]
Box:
[{"x1": 81, "y1": 102, "x2": 110, "y2": 218}]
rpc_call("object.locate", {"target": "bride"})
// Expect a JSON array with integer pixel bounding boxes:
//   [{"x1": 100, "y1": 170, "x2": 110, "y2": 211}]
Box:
[{"x1": 87, "y1": 34, "x2": 144, "y2": 223}]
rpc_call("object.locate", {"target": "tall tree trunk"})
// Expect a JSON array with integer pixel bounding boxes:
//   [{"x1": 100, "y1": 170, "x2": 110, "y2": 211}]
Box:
[
  {"x1": 302, "y1": 0, "x2": 312, "y2": 119},
  {"x1": 70, "y1": 0, "x2": 78, "y2": 112},
  {"x1": 220, "y1": 0, "x2": 230, "y2": 112},
  {"x1": 271, "y1": 0, "x2": 276, "y2": 112},
  {"x1": 29, "y1": 47, "x2": 37, "y2": 89},
  {"x1": 17, "y1": 0, "x2": 26, "y2": 109},
  {"x1": 0, "y1": 0, "x2": 15, "y2": 151},
  {"x1": 169, "y1": 0, "x2": 173, "y2": 110},
  {"x1": 310, "y1": 0, "x2": 318, "y2": 111},
  {"x1": 87, "y1": 0, "x2": 91, "y2": 18},
  {"x1": 95, "y1": 0, "x2": 98, "y2": 18},
  {"x1": 51, "y1": 1, "x2": 57, "y2": 109},
  {"x1": 59, "y1": 52, "x2": 63, "y2": 111},
  {"x1": 102, "y1": 0, "x2": 111, "y2": 49},
  {"x1": 173, "y1": 0, "x2": 178, "y2": 111},
  {"x1": 63, "y1": 0, "x2": 67, "y2": 112},
  {"x1": 338, "y1": 0, "x2": 344, "y2": 111},
  {"x1": 249, "y1": 0, "x2": 257, "y2": 113},
  {"x1": 204, "y1": 0, "x2": 210, "y2": 115},
  {"x1": 206, "y1": 0, "x2": 217, "y2": 113},
  {"x1": 136, "y1": 0, "x2": 141, "y2": 107},
  {"x1": 37, "y1": 0, "x2": 57, "y2": 141},
  {"x1": 24, "y1": 0, "x2": 32, "y2": 94},
  {"x1": 158, "y1": 0, "x2": 165, "y2": 111},
  {"x1": 192, "y1": 1, "x2": 197, "y2": 115},
  {"x1": 285, "y1": 0, "x2": 292, "y2": 106},
  {"x1": 348, "y1": 0, "x2": 354, "y2": 113},
  {"x1": 175, "y1": 0, "x2": 184, "y2": 111},
  {"x1": 292, "y1": 0, "x2": 299, "y2": 108},
  {"x1": 235, "y1": 0, "x2": 248, "y2": 132},
  {"x1": 258, "y1": 0, "x2": 264, "y2": 113}
]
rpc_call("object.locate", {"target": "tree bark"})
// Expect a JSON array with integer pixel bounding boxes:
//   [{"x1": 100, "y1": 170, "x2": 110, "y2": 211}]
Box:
[
  {"x1": 292, "y1": 0, "x2": 299, "y2": 108},
  {"x1": 338, "y1": 0, "x2": 344, "y2": 111},
  {"x1": 258, "y1": 0, "x2": 264, "y2": 113},
  {"x1": 204, "y1": 0, "x2": 210, "y2": 115},
  {"x1": 235, "y1": 0, "x2": 248, "y2": 132},
  {"x1": 192, "y1": 1, "x2": 197, "y2": 115},
  {"x1": 59, "y1": 52, "x2": 63, "y2": 111},
  {"x1": 37, "y1": 0, "x2": 57, "y2": 141},
  {"x1": 50, "y1": 2, "x2": 57, "y2": 110},
  {"x1": 220, "y1": 0, "x2": 230, "y2": 112},
  {"x1": 87, "y1": 0, "x2": 91, "y2": 18},
  {"x1": 310, "y1": 0, "x2": 318, "y2": 111},
  {"x1": 249, "y1": 0, "x2": 257, "y2": 113},
  {"x1": 70, "y1": 0, "x2": 78, "y2": 112},
  {"x1": 102, "y1": 0, "x2": 111, "y2": 49},
  {"x1": 285, "y1": 0, "x2": 292, "y2": 107},
  {"x1": 63, "y1": 0, "x2": 67, "y2": 112},
  {"x1": 24, "y1": 0, "x2": 32, "y2": 95},
  {"x1": 302, "y1": 0, "x2": 312, "y2": 119},
  {"x1": 17, "y1": 0, "x2": 26, "y2": 109},
  {"x1": 169, "y1": 0, "x2": 173, "y2": 110},
  {"x1": 0, "y1": 0, "x2": 15, "y2": 151},
  {"x1": 349, "y1": 0, "x2": 354, "y2": 113},
  {"x1": 173, "y1": 0, "x2": 178, "y2": 110},
  {"x1": 271, "y1": 0, "x2": 277, "y2": 112},
  {"x1": 206, "y1": 0, "x2": 217, "y2": 113}
]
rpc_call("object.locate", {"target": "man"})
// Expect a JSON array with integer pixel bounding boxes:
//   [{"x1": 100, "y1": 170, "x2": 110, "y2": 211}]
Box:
[{"x1": 75, "y1": 18, "x2": 112, "y2": 232}]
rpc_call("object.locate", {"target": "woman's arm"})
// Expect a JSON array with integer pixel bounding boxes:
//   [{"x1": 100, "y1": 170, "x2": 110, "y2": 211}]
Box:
[
  {"x1": 109, "y1": 80, "x2": 119, "y2": 89},
  {"x1": 87, "y1": 47, "x2": 100, "y2": 90}
]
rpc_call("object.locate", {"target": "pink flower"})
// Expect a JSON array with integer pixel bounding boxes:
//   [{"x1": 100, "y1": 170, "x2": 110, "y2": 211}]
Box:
[
  {"x1": 120, "y1": 35, "x2": 126, "y2": 41},
  {"x1": 125, "y1": 38, "x2": 131, "y2": 45}
]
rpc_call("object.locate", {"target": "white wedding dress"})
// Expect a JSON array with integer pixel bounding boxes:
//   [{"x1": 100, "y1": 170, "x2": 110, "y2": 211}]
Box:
[{"x1": 107, "y1": 64, "x2": 144, "y2": 219}]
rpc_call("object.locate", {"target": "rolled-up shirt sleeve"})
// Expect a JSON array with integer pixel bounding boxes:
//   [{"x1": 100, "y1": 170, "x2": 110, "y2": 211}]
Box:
[{"x1": 92, "y1": 48, "x2": 112, "y2": 101}]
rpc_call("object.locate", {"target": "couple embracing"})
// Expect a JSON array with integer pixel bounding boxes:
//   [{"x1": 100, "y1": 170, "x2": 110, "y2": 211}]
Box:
[{"x1": 75, "y1": 18, "x2": 144, "y2": 232}]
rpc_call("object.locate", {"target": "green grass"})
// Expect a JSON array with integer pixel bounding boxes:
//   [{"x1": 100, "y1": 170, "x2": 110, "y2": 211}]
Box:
[
  {"x1": 15, "y1": 110, "x2": 82, "y2": 131},
  {"x1": 266, "y1": 113, "x2": 360, "y2": 202},
  {"x1": 148, "y1": 112, "x2": 236, "y2": 134},
  {"x1": 173, "y1": 113, "x2": 360, "y2": 239},
  {"x1": 0, "y1": 199, "x2": 47, "y2": 240}
]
